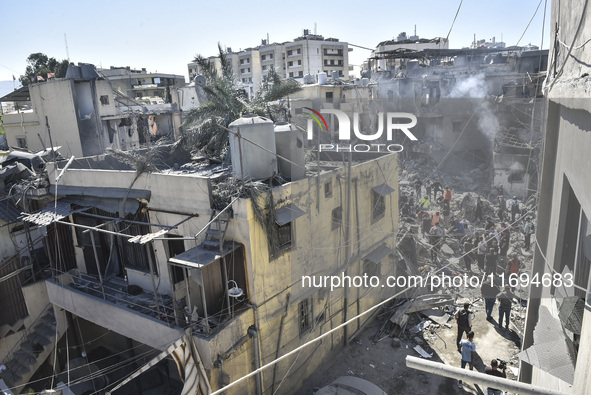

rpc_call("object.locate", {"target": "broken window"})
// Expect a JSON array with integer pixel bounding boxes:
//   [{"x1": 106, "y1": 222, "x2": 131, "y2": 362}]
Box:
[
  {"x1": 100, "y1": 95, "x2": 109, "y2": 105},
  {"x1": 371, "y1": 190, "x2": 386, "y2": 222},
  {"x1": 298, "y1": 298, "x2": 313, "y2": 335},
  {"x1": 331, "y1": 206, "x2": 342, "y2": 230},
  {"x1": 16, "y1": 137, "x2": 27, "y2": 149}
]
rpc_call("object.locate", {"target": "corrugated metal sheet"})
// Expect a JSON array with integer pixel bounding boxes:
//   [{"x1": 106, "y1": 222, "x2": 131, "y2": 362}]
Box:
[
  {"x1": 275, "y1": 203, "x2": 306, "y2": 226},
  {"x1": 21, "y1": 200, "x2": 90, "y2": 226},
  {"x1": 0, "y1": 258, "x2": 28, "y2": 327},
  {"x1": 365, "y1": 244, "x2": 393, "y2": 264},
  {"x1": 372, "y1": 183, "x2": 395, "y2": 197}
]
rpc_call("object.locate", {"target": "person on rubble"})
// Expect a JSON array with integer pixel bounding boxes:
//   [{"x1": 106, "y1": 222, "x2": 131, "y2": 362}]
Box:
[
  {"x1": 485, "y1": 359, "x2": 507, "y2": 395},
  {"x1": 419, "y1": 210, "x2": 432, "y2": 235},
  {"x1": 474, "y1": 196, "x2": 484, "y2": 223},
  {"x1": 462, "y1": 236, "x2": 474, "y2": 272},
  {"x1": 497, "y1": 285, "x2": 518, "y2": 330},
  {"x1": 497, "y1": 184, "x2": 505, "y2": 200},
  {"x1": 455, "y1": 303, "x2": 473, "y2": 351},
  {"x1": 486, "y1": 238, "x2": 499, "y2": 275},
  {"x1": 523, "y1": 216, "x2": 535, "y2": 251},
  {"x1": 418, "y1": 195, "x2": 431, "y2": 211},
  {"x1": 448, "y1": 218, "x2": 466, "y2": 236},
  {"x1": 499, "y1": 233, "x2": 510, "y2": 270},
  {"x1": 484, "y1": 216, "x2": 496, "y2": 231},
  {"x1": 425, "y1": 180, "x2": 432, "y2": 201},
  {"x1": 510, "y1": 196, "x2": 521, "y2": 223},
  {"x1": 506, "y1": 254, "x2": 521, "y2": 279},
  {"x1": 444, "y1": 186, "x2": 452, "y2": 204},
  {"x1": 429, "y1": 222, "x2": 444, "y2": 262},
  {"x1": 481, "y1": 275, "x2": 500, "y2": 321},
  {"x1": 432, "y1": 179, "x2": 443, "y2": 200},
  {"x1": 408, "y1": 193, "x2": 415, "y2": 216},
  {"x1": 498, "y1": 195, "x2": 507, "y2": 220},
  {"x1": 457, "y1": 331, "x2": 476, "y2": 389},
  {"x1": 461, "y1": 218, "x2": 474, "y2": 236},
  {"x1": 432, "y1": 211, "x2": 441, "y2": 227},
  {"x1": 477, "y1": 234, "x2": 487, "y2": 271},
  {"x1": 414, "y1": 178, "x2": 423, "y2": 199}
]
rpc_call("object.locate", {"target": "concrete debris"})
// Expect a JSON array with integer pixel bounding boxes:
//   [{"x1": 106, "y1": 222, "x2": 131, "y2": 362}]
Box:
[{"x1": 413, "y1": 345, "x2": 433, "y2": 358}]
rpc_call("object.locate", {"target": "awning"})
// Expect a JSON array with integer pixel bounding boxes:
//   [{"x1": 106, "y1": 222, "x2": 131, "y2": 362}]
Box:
[
  {"x1": 372, "y1": 183, "x2": 395, "y2": 197},
  {"x1": 518, "y1": 305, "x2": 575, "y2": 384},
  {"x1": 21, "y1": 200, "x2": 92, "y2": 226},
  {"x1": 364, "y1": 244, "x2": 393, "y2": 264},
  {"x1": 0, "y1": 86, "x2": 30, "y2": 102},
  {"x1": 275, "y1": 203, "x2": 306, "y2": 226},
  {"x1": 169, "y1": 242, "x2": 242, "y2": 271}
]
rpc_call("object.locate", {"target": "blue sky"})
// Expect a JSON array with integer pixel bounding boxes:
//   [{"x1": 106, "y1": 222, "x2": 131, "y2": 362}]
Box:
[{"x1": 0, "y1": 0, "x2": 550, "y2": 83}]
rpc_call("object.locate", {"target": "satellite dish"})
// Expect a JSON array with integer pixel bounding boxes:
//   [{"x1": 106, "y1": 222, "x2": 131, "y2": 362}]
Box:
[{"x1": 194, "y1": 75, "x2": 206, "y2": 86}]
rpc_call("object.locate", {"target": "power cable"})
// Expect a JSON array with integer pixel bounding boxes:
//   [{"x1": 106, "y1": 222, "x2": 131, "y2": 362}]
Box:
[{"x1": 445, "y1": 0, "x2": 464, "y2": 42}]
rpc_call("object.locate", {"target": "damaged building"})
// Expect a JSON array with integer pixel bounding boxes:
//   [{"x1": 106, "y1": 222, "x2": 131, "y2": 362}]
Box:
[
  {"x1": 0, "y1": 112, "x2": 405, "y2": 394},
  {"x1": 0, "y1": 64, "x2": 183, "y2": 159}
]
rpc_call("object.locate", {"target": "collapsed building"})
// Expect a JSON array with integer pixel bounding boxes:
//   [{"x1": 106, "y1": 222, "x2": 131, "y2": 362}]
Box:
[{"x1": 0, "y1": 111, "x2": 408, "y2": 394}]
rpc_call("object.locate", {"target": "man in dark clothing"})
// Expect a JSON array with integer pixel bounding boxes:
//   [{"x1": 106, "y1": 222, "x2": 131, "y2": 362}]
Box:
[
  {"x1": 425, "y1": 180, "x2": 432, "y2": 201},
  {"x1": 510, "y1": 197, "x2": 521, "y2": 222},
  {"x1": 486, "y1": 239, "x2": 499, "y2": 275},
  {"x1": 462, "y1": 236, "x2": 474, "y2": 272},
  {"x1": 523, "y1": 217, "x2": 535, "y2": 251},
  {"x1": 455, "y1": 303, "x2": 472, "y2": 351},
  {"x1": 498, "y1": 195, "x2": 506, "y2": 220},
  {"x1": 497, "y1": 285, "x2": 518, "y2": 330},
  {"x1": 481, "y1": 276, "x2": 500, "y2": 320},
  {"x1": 499, "y1": 234, "x2": 510, "y2": 270},
  {"x1": 429, "y1": 222, "x2": 444, "y2": 262},
  {"x1": 474, "y1": 196, "x2": 483, "y2": 223},
  {"x1": 476, "y1": 235, "x2": 487, "y2": 271},
  {"x1": 432, "y1": 179, "x2": 443, "y2": 200},
  {"x1": 414, "y1": 179, "x2": 423, "y2": 199},
  {"x1": 485, "y1": 359, "x2": 507, "y2": 395},
  {"x1": 484, "y1": 217, "x2": 496, "y2": 231}
]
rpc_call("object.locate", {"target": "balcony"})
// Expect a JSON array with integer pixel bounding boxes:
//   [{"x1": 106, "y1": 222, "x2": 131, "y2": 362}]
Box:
[{"x1": 46, "y1": 273, "x2": 183, "y2": 351}]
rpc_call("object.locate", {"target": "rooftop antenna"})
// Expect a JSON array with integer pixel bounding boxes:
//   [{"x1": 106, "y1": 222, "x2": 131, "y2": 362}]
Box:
[
  {"x1": 64, "y1": 33, "x2": 70, "y2": 62},
  {"x1": 314, "y1": 22, "x2": 317, "y2": 35},
  {"x1": 414, "y1": 25, "x2": 417, "y2": 37}
]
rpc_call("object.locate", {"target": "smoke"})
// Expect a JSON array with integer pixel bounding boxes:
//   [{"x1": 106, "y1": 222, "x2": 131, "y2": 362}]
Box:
[
  {"x1": 449, "y1": 74, "x2": 488, "y2": 98},
  {"x1": 449, "y1": 74, "x2": 499, "y2": 141}
]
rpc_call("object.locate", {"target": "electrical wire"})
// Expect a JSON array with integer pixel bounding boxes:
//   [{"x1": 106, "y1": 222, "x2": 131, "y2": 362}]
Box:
[{"x1": 445, "y1": 0, "x2": 464, "y2": 42}]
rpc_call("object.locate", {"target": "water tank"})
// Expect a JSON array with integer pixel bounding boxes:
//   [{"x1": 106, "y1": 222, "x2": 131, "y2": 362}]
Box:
[
  {"x1": 303, "y1": 74, "x2": 315, "y2": 84},
  {"x1": 331, "y1": 71, "x2": 340, "y2": 80},
  {"x1": 274, "y1": 122, "x2": 305, "y2": 181},
  {"x1": 229, "y1": 115, "x2": 277, "y2": 180},
  {"x1": 318, "y1": 72, "x2": 327, "y2": 85}
]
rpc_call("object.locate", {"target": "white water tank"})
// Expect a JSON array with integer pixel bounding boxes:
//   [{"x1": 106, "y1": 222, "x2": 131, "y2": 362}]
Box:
[
  {"x1": 331, "y1": 71, "x2": 340, "y2": 80},
  {"x1": 303, "y1": 74, "x2": 315, "y2": 84},
  {"x1": 318, "y1": 72, "x2": 327, "y2": 85},
  {"x1": 229, "y1": 115, "x2": 277, "y2": 180},
  {"x1": 274, "y1": 122, "x2": 305, "y2": 181}
]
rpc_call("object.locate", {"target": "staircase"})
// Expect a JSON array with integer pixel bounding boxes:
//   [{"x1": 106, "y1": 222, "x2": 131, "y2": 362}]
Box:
[
  {"x1": 0, "y1": 307, "x2": 59, "y2": 391},
  {"x1": 201, "y1": 210, "x2": 231, "y2": 251}
]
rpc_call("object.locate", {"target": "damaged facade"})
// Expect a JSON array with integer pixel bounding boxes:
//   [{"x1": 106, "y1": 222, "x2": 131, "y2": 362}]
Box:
[
  {"x1": 0, "y1": 108, "x2": 403, "y2": 393},
  {"x1": 520, "y1": 0, "x2": 591, "y2": 393}
]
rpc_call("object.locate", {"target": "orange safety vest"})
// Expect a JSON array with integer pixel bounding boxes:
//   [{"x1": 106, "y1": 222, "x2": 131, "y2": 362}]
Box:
[
  {"x1": 432, "y1": 214, "x2": 441, "y2": 226},
  {"x1": 444, "y1": 189, "x2": 452, "y2": 201}
]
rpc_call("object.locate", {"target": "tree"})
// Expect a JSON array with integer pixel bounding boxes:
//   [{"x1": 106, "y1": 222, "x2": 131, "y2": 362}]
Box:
[
  {"x1": 19, "y1": 53, "x2": 69, "y2": 86},
  {"x1": 182, "y1": 44, "x2": 301, "y2": 159}
]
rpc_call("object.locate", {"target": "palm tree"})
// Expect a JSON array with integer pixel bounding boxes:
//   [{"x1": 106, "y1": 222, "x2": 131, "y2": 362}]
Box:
[{"x1": 182, "y1": 44, "x2": 302, "y2": 159}]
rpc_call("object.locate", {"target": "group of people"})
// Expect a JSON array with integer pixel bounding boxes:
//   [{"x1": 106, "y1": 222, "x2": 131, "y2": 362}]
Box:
[{"x1": 456, "y1": 291, "x2": 518, "y2": 393}]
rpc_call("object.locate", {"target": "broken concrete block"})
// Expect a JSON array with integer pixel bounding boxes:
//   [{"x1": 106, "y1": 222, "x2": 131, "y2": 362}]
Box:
[
  {"x1": 441, "y1": 244, "x2": 454, "y2": 255},
  {"x1": 391, "y1": 338, "x2": 401, "y2": 348},
  {"x1": 414, "y1": 336, "x2": 424, "y2": 345}
]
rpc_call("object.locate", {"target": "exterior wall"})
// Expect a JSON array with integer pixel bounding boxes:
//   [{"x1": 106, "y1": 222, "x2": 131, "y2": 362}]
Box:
[
  {"x1": 521, "y1": 1, "x2": 591, "y2": 394},
  {"x1": 211, "y1": 153, "x2": 399, "y2": 394},
  {"x1": 3, "y1": 80, "x2": 84, "y2": 157}
]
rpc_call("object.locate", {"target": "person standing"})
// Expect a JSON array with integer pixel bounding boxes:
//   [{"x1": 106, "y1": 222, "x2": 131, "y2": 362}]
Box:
[
  {"x1": 444, "y1": 187, "x2": 452, "y2": 204},
  {"x1": 458, "y1": 331, "x2": 476, "y2": 389},
  {"x1": 486, "y1": 239, "x2": 499, "y2": 275},
  {"x1": 499, "y1": 233, "x2": 510, "y2": 270},
  {"x1": 498, "y1": 195, "x2": 506, "y2": 220},
  {"x1": 425, "y1": 180, "x2": 432, "y2": 201},
  {"x1": 475, "y1": 196, "x2": 484, "y2": 223},
  {"x1": 477, "y1": 235, "x2": 487, "y2": 271},
  {"x1": 523, "y1": 217, "x2": 535, "y2": 251},
  {"x1": 429, "y1": 222, "x2": 444, "y2": 262},
  {"x1": 485, "y1": 359, "x2": 507, "y2": 395},
  {"x1": 418, "y1": 196, "x2": 431, "y2": 211},
  {"x1": 497, "y1": 285, "x2": 518, "y2": 330},
  {"x1": 510, "y1": 196, "x2": 521, "y2": 222},
  {"x1": 432, "y1": 179, "x2": 443, "y2": 200},
  {"x1": 463, "y1": 236, "x2": 474, "y2": 272},
  {"x1": 481, "y1": 276, "x2": 499, "y2": 320},
  {"x1": 455, "y1": 303, "x2": 473, "y2": 352},
  {"x1": 414, "y1": 178, "x2": 423, "y2": 199}
]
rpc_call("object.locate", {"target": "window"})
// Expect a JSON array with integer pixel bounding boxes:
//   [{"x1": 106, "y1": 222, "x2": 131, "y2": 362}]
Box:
[
  {"x1": 371, "y1": 190, "x2": 386, "y2": 221},
  {"x1": 262, "y1": 65, "x2": 268, "y2": 71},
  {"x1": 276, "y1": 223, "x2": 292, "y2": 248},
  {"x1": 324, "y1": 181, "x2": 333, "y2": 197},
  {"x1": 298, "y1": 71, "x2": 303, "y2": 77},
  {"x1": 289, "y1": 72, "x2": 294, "y2": 78},
  {"x1": 298, "y1": 298, "x2": 313, "y2": 335},
  {"x1": 297, "y1": 60, "x2": 302, "y2": 66},
  {"x1": 269, "y1": 54, "x2": 273, "y2": 59},
  {"x1": 363, "y1": 259, "x2": 381, "y2": 278},
  {"x1": 325, "y1": 92, "x2": 333, "y2": 103},
  {"x1": 16, "y1": 137, "x2": 27, "y2": 149},
  {"x1": 261, "y1": 55, "x2": 266, "y2": 61},
  {"x1": 288, "y1": 61, "x2": 293, "y2": 67},
  {"x1": 324, "y1": 60, "x2": 329, "y2": 66},
  {"x1": 287, "y1": 50, "x2": 293, "y2": 56},
  {"x1": 296, "y1": 48, "x2": 301, "y2": 54},
  {"x1": 331, "y1": 206, "x2": 342, "y2": 230},
  {"x1": 453, "y1": 120, "x2": 464, "y2": 133},
  {"x1": 100, "y1": 95, "x2": 109, "y2": 105}
]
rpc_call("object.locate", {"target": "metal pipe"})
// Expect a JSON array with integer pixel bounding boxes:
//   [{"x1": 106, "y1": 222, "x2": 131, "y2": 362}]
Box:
[
  {"x1": 194, "y1": 197, "x2": 239, "y2": 240},
  {"x1": 405, "y1": 356, "x2": 568, "y2": 395},
  {"x1": 56, "y1": 220, "x2": 132, "y2": 238},
  {"x1": 248, "y1": 326, "x2": 263, "y2": 395},
  {"x1": 89, "y1": 232, "x2": 106, "y2": 300},
  {"x1": 271, "y1": 293, "x2": 290, "y2": 394}
]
